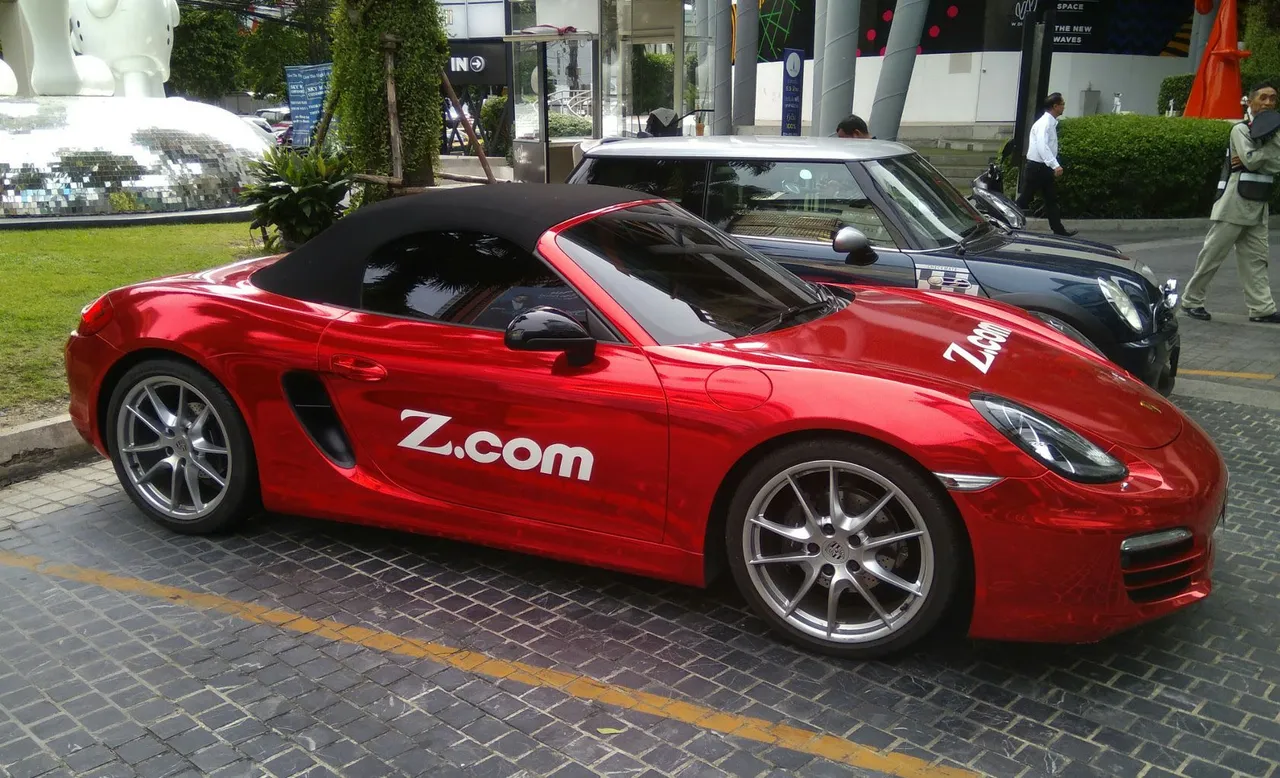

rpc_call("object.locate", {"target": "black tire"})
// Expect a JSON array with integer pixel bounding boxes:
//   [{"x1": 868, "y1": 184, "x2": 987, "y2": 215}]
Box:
[
  {"x1": 105, "y1": 357, "x2": 260, "y2": 535},
  {"x1": 724, "y1": 437, "x2": 965, "y2": 659}
]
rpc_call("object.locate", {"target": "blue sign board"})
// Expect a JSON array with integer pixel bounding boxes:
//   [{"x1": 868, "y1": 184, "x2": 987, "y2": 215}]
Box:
[
  {"x1": 780, "y1": 48, "x2": 804, "y2": 137},
  {"x1": 284, "y1": 63, "x2": 333, "y2": 147}
]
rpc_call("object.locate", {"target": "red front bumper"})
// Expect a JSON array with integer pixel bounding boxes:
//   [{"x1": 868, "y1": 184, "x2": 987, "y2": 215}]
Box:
[
  {"x1": 64, "y1": 331, "x2": 122, "y2": 458},
  {"x1": 957, "y1": 418, "x2": 1227, "y2": 644}
]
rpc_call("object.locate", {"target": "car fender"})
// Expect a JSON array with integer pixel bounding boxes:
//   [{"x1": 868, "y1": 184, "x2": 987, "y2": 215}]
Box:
[{"x1": 983, "y1": 290, "x2": 1117, "y2": 349}]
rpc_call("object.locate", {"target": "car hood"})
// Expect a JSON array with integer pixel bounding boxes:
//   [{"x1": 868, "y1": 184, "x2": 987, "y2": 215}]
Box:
[
  {"x1": 964, "y1": 229, "x2": 1158, "y2": 285},
  {"x1": 719, "y1": 288, "x2": 1182, "y2": 450}
]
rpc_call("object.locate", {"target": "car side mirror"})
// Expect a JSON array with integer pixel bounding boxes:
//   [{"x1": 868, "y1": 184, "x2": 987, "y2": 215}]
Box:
[
  {"x1": 833, "y1": 226, "x2": 877, "y2": 266},
  {"x1": 504, "y1": 307, "x2": 597, "y2": 367}
]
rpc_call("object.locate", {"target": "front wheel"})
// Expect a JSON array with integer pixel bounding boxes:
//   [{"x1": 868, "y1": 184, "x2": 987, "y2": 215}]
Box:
[
  {"x1": 725, "y1": 438, "x2": 965, "y2": 659},
  {"x1": 106, "y1": 358, "x2": 260, "y2": 534}
]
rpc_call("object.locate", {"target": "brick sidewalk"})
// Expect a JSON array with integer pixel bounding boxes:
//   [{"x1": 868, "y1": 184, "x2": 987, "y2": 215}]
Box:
[{"x1": 0, "y1": 396, "x2": 1277, "y2": 778}]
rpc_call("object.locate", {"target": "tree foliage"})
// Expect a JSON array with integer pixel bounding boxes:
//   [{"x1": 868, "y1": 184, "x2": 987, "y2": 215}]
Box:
[
  {"x1": 168, "y1": 9, "x2": 244, "y2": 99},
  {"x1": 241, "y1": 21, "x2": 312, "y2": 96},
  {"x1": 330, "y1": 0, "x2": 450, "y2": 201}
]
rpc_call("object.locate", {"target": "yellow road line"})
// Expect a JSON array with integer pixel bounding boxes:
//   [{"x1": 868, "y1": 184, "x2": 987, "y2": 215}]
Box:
[
  {"x1": 0, "y1": 550, "x2": 972, "y2": 778},
  {"x1": 1181, "y1": 369, "x2": 1276, "y2": 380}
]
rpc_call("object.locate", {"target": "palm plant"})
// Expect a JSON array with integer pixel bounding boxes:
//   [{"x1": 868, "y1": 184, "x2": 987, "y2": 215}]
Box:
[{"x1": 241, "y1": 144, "x2": 353, "y2": 251}]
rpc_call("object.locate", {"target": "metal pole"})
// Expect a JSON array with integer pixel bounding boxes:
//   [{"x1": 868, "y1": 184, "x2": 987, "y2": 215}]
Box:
[
  {"x1": 818, "y1": 0, "x2": 859, "y2": 139},
  {"x1": 811, "y1": 0, "x2": 827, "y2": 135},
  {"x1": 732, "y1": 0, "x2": 759, "y2": 131},
  {"x1": 712, "y1": 0, "x2": 733, "y2": 134},
  {"x1": 868, "y1": 0, "x2": 928, "y2": 141}
]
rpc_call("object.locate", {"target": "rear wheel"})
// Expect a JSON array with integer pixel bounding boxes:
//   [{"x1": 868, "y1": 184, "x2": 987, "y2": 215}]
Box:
[
  {"x1": 725, "y1": 438, "x2": 964, "y2": 659},
  {"x1": 106, "y1": 358, "x2": 259, "y2": 534}
]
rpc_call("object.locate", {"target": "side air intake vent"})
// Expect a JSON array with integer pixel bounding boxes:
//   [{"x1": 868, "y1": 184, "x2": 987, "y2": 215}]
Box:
[{"x1": 281, "y1": 371, "x2": 356, "y2": 468}]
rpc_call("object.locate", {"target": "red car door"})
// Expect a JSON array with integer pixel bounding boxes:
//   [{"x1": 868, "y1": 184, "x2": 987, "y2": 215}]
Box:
[{"x1": 315, "y1": 229, "x2": 670, "y2": 542}]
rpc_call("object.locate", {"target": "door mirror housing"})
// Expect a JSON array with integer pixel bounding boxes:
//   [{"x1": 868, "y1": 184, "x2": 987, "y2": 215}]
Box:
[
  {"x1": 833, "y1": 226, "x2": 877, "y2": 266},
  {"x1": 504, "y1": 307, "x2": 597, "y2": 367}
]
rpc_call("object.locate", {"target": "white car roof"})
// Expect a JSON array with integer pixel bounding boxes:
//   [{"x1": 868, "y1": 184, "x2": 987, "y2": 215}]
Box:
[{"x1": 578, "y1": 134, "x2": 917, "y2": 162}]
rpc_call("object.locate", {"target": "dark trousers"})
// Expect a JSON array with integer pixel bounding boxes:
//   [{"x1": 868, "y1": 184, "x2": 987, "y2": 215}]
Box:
[{"x1": 1015, "y1": 161, "x2": 1066, "y2": 234}]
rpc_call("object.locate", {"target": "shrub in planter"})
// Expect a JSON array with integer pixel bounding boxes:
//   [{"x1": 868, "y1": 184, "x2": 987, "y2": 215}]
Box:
[
  {"x1": 998, "y1": 113, "x2": 1280, "y2": 219},
  {"x1": 242, "y1": 145, "x2": 353, "y2": 251},
  {"x1": 480, "y1": 94, "x2": 511, "y2": 158},
  {"x1": 548, "y1": 112, "x2": 593, "y2": 138}
]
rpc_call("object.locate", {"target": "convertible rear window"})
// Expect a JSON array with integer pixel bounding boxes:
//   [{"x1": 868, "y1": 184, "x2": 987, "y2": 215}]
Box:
[{"x1": 554, "y1": 201, "x2": 832, "y2": 345}]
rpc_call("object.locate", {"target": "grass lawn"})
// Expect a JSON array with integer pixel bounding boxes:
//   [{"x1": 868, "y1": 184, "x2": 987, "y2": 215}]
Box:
[{"x1": 0, "y1": 222, "x2": 261, "y2": 416}]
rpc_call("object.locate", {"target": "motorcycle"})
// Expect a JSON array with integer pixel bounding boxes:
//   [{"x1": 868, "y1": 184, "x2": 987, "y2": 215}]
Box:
[{"x1": 968, "y1": 162, "x2": 1027, "y2": 231}]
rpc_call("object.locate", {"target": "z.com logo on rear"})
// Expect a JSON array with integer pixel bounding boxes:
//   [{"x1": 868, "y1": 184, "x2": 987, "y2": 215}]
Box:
[{"x1": 397, "y1": 410, "x2": 595, "y2": 482}]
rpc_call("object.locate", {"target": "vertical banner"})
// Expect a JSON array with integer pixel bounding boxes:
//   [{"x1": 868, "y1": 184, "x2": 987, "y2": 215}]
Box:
[
  {"x1": 284, "y1": 63, "x2": 333, "y2": 147},
  {"x1": 780, "y1": 47, "x2": 804, "y2": 136}
]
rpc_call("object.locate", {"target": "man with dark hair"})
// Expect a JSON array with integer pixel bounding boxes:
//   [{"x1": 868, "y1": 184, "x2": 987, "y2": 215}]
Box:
[
  {"x1": 1182, "y1": 81, "x2": 1280, "y2": 323},
  {"x1": 1015, "y1": 92, "x2": 1076, "y2": 236},
  {"x1": 835, "y1": 114, "x2": 870, "y2": 138}
]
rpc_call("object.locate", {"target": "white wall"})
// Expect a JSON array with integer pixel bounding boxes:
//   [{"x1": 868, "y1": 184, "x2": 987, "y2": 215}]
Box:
[{"x1": 747, "y1": 52, "x2": 1193, "y2": 130}]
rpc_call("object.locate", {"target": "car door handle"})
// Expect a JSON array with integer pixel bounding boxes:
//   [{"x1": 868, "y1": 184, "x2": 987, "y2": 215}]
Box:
[{"x1": 329, "y1": 354, "x2": 387, "y2": 381}]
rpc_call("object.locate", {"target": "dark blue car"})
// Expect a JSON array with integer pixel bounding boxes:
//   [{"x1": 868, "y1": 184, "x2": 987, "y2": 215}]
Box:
[{"x1": 567, "y1": 135, "x2": 1180, "y2": 395}]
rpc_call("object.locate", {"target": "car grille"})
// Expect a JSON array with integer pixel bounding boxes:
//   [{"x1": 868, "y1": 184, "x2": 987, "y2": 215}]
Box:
[{"x1": 1120, "y1": 533, "x2": 1202, "y2": 604}]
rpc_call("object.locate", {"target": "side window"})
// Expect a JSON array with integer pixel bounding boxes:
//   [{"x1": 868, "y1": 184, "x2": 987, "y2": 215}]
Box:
[
  {"x1": 361, "y1": 231, "x2": 590, "y2": 331},
  {"x1": 577, "y1": 157, "x2": 707, "y2": 216},
  {"x1": 704, "y1": 160, "x2": 895, "y2": 248}
]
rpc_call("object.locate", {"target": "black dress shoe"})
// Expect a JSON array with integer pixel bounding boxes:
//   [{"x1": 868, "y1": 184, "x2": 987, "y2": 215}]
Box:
[
  {"x1": 1054, "y1": 228, "x2": 1079, "y2": 237},
  {"x1": 1250, "y1": 312, "x2": 1280, "y2": 323},
  {"x1": 1183, "y1": 306, "x2": 1212, "y2": 320}
]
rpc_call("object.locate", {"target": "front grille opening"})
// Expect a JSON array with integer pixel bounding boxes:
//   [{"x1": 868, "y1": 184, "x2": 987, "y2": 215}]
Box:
[
  {"x1": 1121, "y1": 537, "x2": 1193, "y2": 570},
  {"x1": 1120, "y1": 534, "x2": 1200, "y2": 604}
]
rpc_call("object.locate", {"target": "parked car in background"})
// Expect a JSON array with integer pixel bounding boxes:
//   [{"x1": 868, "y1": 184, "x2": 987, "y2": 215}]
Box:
[{"x1": 568, "y1": 136, "x2": 1182, "y2": 395}]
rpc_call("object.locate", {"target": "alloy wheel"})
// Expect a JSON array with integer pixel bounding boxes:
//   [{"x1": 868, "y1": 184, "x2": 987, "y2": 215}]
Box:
[
  {"x1": 742, "y1": 460, "x2": 935, "y2": 644},
  {"x1": 115, "y1": 376, "x2": 233, "y2": 521}
]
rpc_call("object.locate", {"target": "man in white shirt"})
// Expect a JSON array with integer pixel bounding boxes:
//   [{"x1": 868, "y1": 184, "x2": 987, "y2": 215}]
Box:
[{"x1": 1015, "y1": 92, "x2": 1077, "y2": 237}]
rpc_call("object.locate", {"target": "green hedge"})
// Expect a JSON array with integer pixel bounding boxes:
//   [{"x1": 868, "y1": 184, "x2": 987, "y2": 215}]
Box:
[{"x1": 1000, "y1": 113, "x2": 1280, "y2": 219}]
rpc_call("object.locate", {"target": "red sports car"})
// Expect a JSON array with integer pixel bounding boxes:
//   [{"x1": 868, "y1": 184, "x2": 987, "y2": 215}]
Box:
[{"x1": 64, "y1": 184, "x2": 1228, "y2": 658}]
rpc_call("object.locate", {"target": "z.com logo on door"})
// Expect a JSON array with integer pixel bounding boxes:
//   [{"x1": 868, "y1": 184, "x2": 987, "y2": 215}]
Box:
[{"x1": 397, "y1": 410, "x2": 595, "y2": 482}]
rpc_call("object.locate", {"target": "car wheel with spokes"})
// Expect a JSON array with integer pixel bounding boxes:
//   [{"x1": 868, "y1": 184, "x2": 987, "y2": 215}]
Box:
[
  {"x1": 106, "y1": 358, "x2": 260, "y2": 534},
  {"x1": 725, "y1": 438, "x2": 965, "y2": 658}
]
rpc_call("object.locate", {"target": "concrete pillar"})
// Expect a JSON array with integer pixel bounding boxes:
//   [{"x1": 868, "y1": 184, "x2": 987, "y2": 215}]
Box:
[
  {"x1": 818, "y1": 0, "x2": 859, "y2": 139},
  {"x1": 1189, "y1": 0, "x2": 1220, "y2": 70},
  {"x1": 696, "y1": 0, "x2": 710, "y2": 104},
  {"x1": 811, "y1": 0, "x2": 827, "y2": 135},
  {"x1": 869, "y1": 0, "x2": 928, "y2": 141},
  {"x1": 712, "y1": 0, "x2": 732, "y2": 134},
  {"x1": 732, "y1": 0, "x2": 758, "y2": 130}
]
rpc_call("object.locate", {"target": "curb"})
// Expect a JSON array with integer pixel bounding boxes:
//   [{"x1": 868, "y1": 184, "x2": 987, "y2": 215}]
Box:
[
  {"x1": 1026, "y1": 214, "x2": 1280, "y2": 234},
  {"x1": 0, "y1": 205, "x2": 254, "y2": 232},
  {"x1": 0, "y1": 415, "x2": 97, "y2": 487}
]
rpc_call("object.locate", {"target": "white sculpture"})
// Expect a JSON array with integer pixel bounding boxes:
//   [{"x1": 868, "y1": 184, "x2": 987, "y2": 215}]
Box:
[
  {"x1": 70, "y1": 0, "x2": 181, "y2": 98},
  {"x1": 0, "y1": 0, "x2": 179, "y2": 98}
]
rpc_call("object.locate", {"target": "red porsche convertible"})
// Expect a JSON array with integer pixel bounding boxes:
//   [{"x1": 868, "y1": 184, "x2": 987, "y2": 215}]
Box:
[{"x1": 64, "y1": 184, "x2": 1228, "y2": 658}]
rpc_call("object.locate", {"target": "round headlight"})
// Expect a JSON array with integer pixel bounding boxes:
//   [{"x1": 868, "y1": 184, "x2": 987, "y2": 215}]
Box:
[
  {"x1": 971, "y1": 393, "x2": 1128, "y2": 483},
  {"x1": 1098, "y1": 277, "x2": 1143, "y2": 333}
]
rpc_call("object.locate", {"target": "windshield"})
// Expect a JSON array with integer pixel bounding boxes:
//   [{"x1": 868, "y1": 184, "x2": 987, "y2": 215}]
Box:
[
  {"x1": 554, "y1": 201, "x2": 839, "y2": 345},
  {"x1": 863, "y1": 154, "x2": 987, "y2": 249}
]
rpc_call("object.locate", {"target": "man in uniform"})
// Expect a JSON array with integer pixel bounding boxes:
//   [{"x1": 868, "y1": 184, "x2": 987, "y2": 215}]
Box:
[{"x1": 1182, "y1": 81, "x2": 1280, "y2": 323}]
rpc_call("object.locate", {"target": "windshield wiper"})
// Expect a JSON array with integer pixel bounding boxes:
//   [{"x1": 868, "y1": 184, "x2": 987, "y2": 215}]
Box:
[
  {"x1": 955, "y1": 221, "x2": 990, "y2": 255},
  {"x1": 749, "y1": 300, "x2": 833, "y2": 334}
]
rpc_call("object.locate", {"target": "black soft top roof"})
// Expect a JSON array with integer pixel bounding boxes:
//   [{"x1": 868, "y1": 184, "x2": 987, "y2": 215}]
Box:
[{"x1": 250, "y1": 183, "x2": 649, "y2": 308}]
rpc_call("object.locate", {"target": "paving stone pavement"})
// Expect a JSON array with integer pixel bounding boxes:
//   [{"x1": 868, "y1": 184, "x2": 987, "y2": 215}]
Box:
[{"x1": 0, "y1": 396, "x2": 1277, "y2": 778}]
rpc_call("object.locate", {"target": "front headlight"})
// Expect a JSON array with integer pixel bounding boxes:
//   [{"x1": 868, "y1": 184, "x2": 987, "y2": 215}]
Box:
[
  {"x1": 971, "y1": 393, "x2": 1128, "y2": 483},
  {"x1": 1098, "y1": 277, "x2": 1144, "y2": 333}
]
